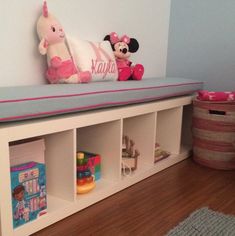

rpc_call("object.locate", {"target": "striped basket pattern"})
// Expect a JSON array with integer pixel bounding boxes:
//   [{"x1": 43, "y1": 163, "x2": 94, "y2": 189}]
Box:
[{"x1": 192, "y1": 99, "x2": 235, "y2": 170}]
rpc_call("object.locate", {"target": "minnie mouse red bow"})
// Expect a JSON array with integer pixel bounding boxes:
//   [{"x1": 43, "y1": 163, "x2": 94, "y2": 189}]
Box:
[{"x1": 110, "y1": 32, "x2": 130, "y2": 44}]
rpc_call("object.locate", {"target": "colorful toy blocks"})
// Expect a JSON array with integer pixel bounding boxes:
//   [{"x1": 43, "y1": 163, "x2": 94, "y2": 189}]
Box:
[{"x1": 86, "y1": 152, "x2": 101, "y2": 181}]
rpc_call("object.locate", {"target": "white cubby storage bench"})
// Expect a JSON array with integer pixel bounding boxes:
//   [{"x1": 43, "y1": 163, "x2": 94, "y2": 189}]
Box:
[{"x1": 0, "y1": 78, "x2": 203, "y2": 236}]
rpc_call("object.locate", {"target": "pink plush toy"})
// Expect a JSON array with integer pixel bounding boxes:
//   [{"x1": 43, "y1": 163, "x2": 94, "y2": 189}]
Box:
[
  {"x1": 104, "y1": 32, "x2": 144, "y2": 81},
  {"x1": 36, "y1": 1, "x2": 91, "y2": 84}
]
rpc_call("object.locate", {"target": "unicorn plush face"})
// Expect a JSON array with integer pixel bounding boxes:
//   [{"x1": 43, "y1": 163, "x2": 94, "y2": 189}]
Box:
[{"x1": 37, "y1": 1, "x2": 65, "y2": 55}]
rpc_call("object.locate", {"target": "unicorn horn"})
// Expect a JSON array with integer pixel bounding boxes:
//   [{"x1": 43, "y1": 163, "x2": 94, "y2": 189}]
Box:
[{"x1": 43, "y1": 1, "x2": 48, "y2": 17}]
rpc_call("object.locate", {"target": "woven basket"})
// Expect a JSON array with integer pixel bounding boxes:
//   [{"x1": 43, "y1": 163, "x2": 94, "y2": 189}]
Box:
[{"x1": 192, "y1": 99, "x2": 235, "y2": 170}]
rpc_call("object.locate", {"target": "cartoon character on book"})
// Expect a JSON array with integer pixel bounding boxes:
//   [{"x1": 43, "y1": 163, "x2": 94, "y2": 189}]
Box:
[{"x1": 12, "y1": 185, "x2": 30, "y2": 222}]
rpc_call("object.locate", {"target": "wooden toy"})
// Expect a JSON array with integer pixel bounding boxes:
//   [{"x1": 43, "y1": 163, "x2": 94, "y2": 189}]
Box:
[
  {"x1": 154, "y1": 142, "x2": 170, "y2": 163},
  {"x1": 122, "y1": 135, "x2": 140, "y2": 174}
]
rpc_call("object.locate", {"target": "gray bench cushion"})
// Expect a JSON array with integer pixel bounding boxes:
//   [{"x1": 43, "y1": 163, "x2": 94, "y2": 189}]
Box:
[{"x1": 0, "y1": 77, "x2": 203, "y2": 122}]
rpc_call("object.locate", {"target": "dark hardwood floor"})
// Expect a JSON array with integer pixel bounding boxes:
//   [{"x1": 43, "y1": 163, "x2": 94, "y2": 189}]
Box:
[{"x1": 32, "y1": 158, "x2": 235, "y2": 236}]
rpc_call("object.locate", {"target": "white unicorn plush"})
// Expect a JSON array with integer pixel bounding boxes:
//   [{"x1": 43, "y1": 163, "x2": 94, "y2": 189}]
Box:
[{"x1": 36, "y1": 1, "x2": 91, "y2": 84}]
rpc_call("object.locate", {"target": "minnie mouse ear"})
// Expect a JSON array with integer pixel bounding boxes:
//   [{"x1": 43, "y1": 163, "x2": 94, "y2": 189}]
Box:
[
  {"x1": 104, "y1": 35, "x2": 111, "y2": 42},
  {"x1": 129, "y1": 38, "x2": 139, "y2": 53}
]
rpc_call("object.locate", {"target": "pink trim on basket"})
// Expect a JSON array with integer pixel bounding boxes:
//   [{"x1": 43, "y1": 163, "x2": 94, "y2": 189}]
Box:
[
  {"x1": 193, "y1": 117, "x2": 235, "y2": 132},
  {"x1": 0, "y1": 82, "x2": 203, "y2": 103},
  {"x1": 194, "y1": 155, "x2": 235, "y2": 170},
  {"x1": 0, "y1": 90, "x2": 196, "y2": 122},
  {"x1": 193, "y1": 137, "x2": 235, "y2": 152}
]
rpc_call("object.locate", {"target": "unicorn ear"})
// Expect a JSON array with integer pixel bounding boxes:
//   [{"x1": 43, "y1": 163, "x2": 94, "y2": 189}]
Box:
[{"x1": 38, "y1": 38, "x2": 48, "y2": 55}]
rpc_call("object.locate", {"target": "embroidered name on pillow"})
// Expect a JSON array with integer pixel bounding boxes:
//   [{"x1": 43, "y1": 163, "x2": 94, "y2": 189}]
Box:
[
  {"x1": 89, "y1": 42, "x2": 117, "y2": 79},
  {"x1": 67, "y1": 37, "x2": 118, "y2": 82}
]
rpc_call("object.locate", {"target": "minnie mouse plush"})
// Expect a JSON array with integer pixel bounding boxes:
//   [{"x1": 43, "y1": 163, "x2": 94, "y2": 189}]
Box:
[{"x1": 104, "y1": 32, "x2": 144, "y2": 81}]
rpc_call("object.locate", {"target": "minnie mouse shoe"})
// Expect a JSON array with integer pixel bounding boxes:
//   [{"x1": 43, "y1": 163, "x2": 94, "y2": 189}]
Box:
[{"x1": 132, "y1": 64, "x2": 144, "y2": 80}]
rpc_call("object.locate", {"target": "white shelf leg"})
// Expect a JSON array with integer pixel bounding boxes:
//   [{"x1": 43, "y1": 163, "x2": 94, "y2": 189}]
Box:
[
  {"x1": 44, "y1": 129, "x2": 76, "y2": 202},
  {"x1": 0, "y1": 136, "x2": 14, "y2": 236}
]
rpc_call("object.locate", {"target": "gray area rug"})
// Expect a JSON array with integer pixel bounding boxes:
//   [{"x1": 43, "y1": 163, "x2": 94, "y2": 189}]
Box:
[{"x1": 166, "y1": 208, "x2": 235, "y2": 236}]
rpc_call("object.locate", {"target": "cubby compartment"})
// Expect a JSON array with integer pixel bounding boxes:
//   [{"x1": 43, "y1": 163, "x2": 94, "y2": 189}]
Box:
[
  {"x1": 76, "y1": 120, "x2": 122, "y2": 203},
  {"x1": 155, "y1": 107, "x2": 183, "y2": 162},
  {"x1": 122, "y1": 113, "x2": 156, "y2": 177},
  {"x1": 9, "y1": 130, "x2": 76, "y2": 234}
]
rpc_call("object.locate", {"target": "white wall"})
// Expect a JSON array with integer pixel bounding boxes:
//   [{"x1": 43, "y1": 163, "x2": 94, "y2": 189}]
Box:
[
  {"x1": 0, "y1": 0, "x2": 171, "y2": 87},
  {"x1": 167, "y1": 0, "x2": 235, "y2": 90}
]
